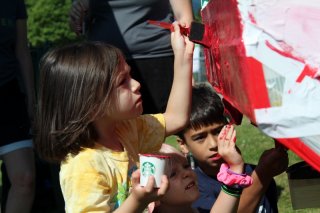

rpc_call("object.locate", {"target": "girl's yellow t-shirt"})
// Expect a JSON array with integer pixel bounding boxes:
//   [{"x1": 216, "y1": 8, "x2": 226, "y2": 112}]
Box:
[{"x1": 60, "y1": 114, "x2": 165, "y2": 212}]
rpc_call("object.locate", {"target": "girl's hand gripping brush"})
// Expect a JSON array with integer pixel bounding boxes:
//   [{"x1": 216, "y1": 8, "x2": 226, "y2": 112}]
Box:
[{"x1": 147, "y1": 20, "x2": 212, "y2": 48}]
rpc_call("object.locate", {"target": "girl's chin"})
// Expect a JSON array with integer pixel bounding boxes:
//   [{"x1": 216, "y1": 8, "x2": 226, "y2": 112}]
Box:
[
  {"x1": 130, "y1": 105, "x2": 143, "y2": 117},
  {"x1": 137, "y1": 106, "x2": 143, "y2": 115},
  {"x1": 185, "y1": 184, "x2": 200, "y2": 197},
  {"x1": 136, "y1": 102, "x2": 143, "y2": 113},
  {"x1": 167, "y1": 193, "x2": 199, "y2": 206},
  {"x1": 186, "y1": 191, "x2": 200, "y2": 204},
  {"x1": 195, "y1": 191, "x2": 200, "y2": 200}
]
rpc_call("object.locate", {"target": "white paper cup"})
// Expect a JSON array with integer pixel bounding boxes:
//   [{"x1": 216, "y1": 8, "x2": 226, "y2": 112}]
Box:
[{"x1": 139, "y1": 154, "x2": 170, "y2": 188}]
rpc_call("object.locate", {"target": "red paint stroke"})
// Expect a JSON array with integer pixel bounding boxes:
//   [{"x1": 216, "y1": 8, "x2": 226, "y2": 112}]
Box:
[
  {"x1": 277, "y1": 137, "x2": 320, "y2": 172},
  {"x1": 266, "y1": 40, "x2": 319, "y2": 83},
  {"x1": 202, "y1": 0, "x2": 253, "y2": 120},
  {"x1": 265, "y1": 40, "x2": 305, "y2": 63},
  {"x1": 218, "y1": 126, "x2": 228, "y2": 142},
  {"x1": 233, "y1": 136, "x2": 237, "y2": 143},
  {"x1": 248, "y1": 12, "x2": 257, "y2": 24},
  {"x1": 147, "y1": 20, "x2": 172, "y2": 30},
  {"x1": 296, "y1": 65, "x2": 318, "y2": 83},
  {"x1": 147, "y1": 20, "x2": 190, "y2": 35}
]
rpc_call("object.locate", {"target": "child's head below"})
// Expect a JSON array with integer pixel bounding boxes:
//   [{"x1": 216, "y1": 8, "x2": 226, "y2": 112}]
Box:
[
  {"x1": 156, "y1": 144, "x2": 199, "y2": 207},
  {"x1": 35, "y1": 41, "x2": 143, "y2": 162},
  {"x1": 177, "y1": 83, "x2": 229, "y2": 174}
]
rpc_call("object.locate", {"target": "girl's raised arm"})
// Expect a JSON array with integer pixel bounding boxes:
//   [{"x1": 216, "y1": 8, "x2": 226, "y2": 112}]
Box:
[{"x1": 164, "y1": 22, "x2": 194, "y2": 136}]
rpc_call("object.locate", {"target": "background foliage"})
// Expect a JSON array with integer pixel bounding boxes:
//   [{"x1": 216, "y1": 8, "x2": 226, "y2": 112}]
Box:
[{"x1": 26, "y1": 0, "x2": 77, "y2": 47}]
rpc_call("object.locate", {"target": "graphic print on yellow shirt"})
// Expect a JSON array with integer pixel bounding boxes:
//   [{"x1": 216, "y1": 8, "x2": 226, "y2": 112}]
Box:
[
  {"x1": 113, "y1": 181, "x2": 129, "y2": 208},
  {"x1": 60, "y1": 114, "x2": 165, "y2": 213}
]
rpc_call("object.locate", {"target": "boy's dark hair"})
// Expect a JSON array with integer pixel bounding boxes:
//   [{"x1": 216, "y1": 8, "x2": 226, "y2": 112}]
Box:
[{"x1": 177, "y1": 83, "x2": 227, "y2": 140}]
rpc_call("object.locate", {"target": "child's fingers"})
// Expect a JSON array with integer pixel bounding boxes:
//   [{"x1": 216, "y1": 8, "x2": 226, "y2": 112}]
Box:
[
  {"x1": 224, "y1": 125, "x2": 234, "y2": 141},
  {"x1": 145, "y1": 176, "x2": 156, "y2": 193},
  {"x1": 131, "y1": 169, "x2": 141, "y2": 187},
  {"x1": 157, "y1": 175, "x2": 169, "y2": 196},
  {"x1": 185, "y1": 38, "x2": 195, "y2": 54},
  {"x1": 177, "y1": 20, "x2": 187, "y2": 28},
  {"x1": 231, "y1": 129, "x2": 237, "y2": 143},
  {"x1": 171, "y1": 21, "x2": 181, "y2": 33},
  {"x1": 171, "y1": 22, "x2": 183, "y2": 49},
  {"x1": 218, "y1": 125, "x2": 238, "y2": 155},
  {"x1": 218, "y1": 125, "x2": 234, "y2": 141},
  {"x1": 218, "y1": 125, "x2": 227, "y2": 142}
]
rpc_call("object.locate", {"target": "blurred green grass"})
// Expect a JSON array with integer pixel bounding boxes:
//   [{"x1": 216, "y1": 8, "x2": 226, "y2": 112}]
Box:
[{"x1": 166, "y1": 117, "x2": 319, "y2": 213}]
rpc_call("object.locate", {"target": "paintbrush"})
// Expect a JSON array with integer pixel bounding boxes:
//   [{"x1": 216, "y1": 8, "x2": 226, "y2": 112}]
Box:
[{"x1": 148, "y1": 20, "x2": 212, "y2": 48}]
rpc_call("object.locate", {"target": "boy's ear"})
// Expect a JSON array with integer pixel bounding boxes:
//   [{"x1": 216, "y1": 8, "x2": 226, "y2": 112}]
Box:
[{"x1": 176, "y1": 136, "x2": 190, "y2": 155}]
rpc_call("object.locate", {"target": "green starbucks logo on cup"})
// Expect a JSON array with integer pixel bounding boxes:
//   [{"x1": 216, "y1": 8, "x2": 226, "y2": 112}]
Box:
[
  {"x1": 142, "y1": 162, "x2": 155, "y2": 177},
  {"x1": 139, "y1": 154, "x2": 169, "y2": 187}
]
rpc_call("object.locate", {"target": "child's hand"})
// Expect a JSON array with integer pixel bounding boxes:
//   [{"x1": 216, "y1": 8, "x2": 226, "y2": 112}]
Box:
[
  {"x1": 115, "y1": 170, "x2": 169, "y2": 212},
  {"x1": 217, "y1": 125, "x2": 244, "y2": 174},
  {"x1": 255, "y1": 146, "x2": 288, "y2": 178},
  {"x1": 130, "y1": 169, "x2": 169, "y2": 206},
  {"x1": 171, "y1": 22, "x2": 194, "y2": 58}
]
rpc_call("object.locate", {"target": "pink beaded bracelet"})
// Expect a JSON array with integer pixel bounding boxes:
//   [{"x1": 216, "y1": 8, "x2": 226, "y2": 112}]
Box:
[{"x1": 217, "y1": 163, "x2": 253, "y2": 188}]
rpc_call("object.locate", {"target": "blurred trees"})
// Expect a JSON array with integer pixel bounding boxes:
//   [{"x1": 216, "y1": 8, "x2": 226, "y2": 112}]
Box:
[{"x1": 26, "y1": 0, "x2": 77, "y2": 47}]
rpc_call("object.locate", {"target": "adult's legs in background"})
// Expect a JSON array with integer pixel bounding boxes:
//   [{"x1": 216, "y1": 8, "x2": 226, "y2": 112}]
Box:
[
  {"x1": 0, "y1": 79, "x2": 36, "y2": 213},
  {"x1": 1, "y1": 162, "x2": 10, "y2": 212},
  {"x1": 2, "y1": 148, "x2": 35, "y2": 213}
]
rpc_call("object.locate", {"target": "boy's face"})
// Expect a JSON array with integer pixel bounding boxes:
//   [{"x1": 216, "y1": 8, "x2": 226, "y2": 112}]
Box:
[
  {"x1": 160, "y1": 154, "x2": 199, "y2": 205},
  {"x1": 178, "y1": 122, "x2": 226, "y2": 175}
]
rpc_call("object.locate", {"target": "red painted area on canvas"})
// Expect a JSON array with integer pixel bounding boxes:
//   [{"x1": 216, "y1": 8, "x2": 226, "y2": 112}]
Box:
[
  {"x1": 201, "y1": 0, "x2": 320, "y2": 172},
  {"x1": 245, "y1": 57, "x2": 271, "y2": 109},
  {"x1": 296, "y1": 65, "x2": 318, "y2": 83},
  {"x1": 266, "y1": 41, "x2": 305, "y2": 63},
  {"x1": 265, "y1": 40, "x2": 318, "y2": 83},
  {"x1": 248, "y1": 12, "x2": 257, "y2": 24},
  {"x1": 201, "y1": 0, "x2": 253, "y2": 121}
]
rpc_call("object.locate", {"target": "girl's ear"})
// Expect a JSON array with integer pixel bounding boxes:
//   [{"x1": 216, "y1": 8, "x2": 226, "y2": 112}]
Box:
[{"x1": 176, "y1": 136, "x2": 190, "y2": 155}]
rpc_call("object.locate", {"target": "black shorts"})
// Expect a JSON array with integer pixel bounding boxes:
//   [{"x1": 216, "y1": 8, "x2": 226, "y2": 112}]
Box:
[{"x1": 0, "y1": 79, "x2": 32, "y2": 155}]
